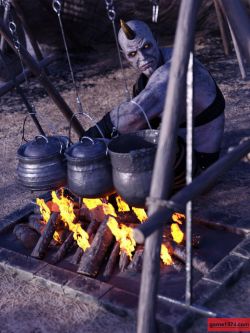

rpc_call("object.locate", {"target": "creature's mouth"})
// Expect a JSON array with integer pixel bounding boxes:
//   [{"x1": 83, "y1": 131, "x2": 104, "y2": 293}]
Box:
[{"x1": 140, "y1": 60, "x2": 154, "y2": 71}]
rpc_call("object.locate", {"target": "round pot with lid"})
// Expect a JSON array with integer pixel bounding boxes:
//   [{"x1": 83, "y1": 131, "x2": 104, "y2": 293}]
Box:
[
  {"x1": 65, "y1": 136, "x2": 114, "y2": 198},
  {"x1": 17, "y1": 135, "x2": 68, "y2": 190}
]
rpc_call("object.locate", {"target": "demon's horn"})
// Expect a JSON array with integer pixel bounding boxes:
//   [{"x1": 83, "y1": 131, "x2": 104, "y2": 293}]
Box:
[{"x1": 120, "y1": 19, "x2": 136, "y2": 40}]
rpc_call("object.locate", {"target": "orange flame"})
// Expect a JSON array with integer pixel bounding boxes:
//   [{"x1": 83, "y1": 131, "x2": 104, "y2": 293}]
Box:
[
  {"x1": 116, "y1": 195, "x2": 130, "y2": 212},
  {"x1": 51, "y1": 191, "x2": 90, "y2": 251},
  {"x1": 160, "y1": 244, "x2": 173, "y2": 265},
  {"x1": 36, "y1": 198, "x2": 51, "y2": 223},
  {"x1": 82, "y1": 198, "x2": 103, "y2": 210},
  {"x1": 132, "y1": 207, "x2": 147, "y2": 223},
  {"x1": 171, "y1": 223, "x2": 184, "y2": 244},
  {"x1": 107, "y1": 216, "x2": 136, "y2": 260},
  {"x1": 172, "y1": 212, "x2": 185, "y2": 224}
]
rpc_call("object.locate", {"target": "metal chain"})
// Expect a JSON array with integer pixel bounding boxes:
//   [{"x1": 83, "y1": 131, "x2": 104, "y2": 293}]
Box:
[
  {"x1": 52, "y1": 0, "x2": 84, "y2": 115},
  {"x1": 151, "y1": 0, "x2": 159, "y2": 23},
  {"x1": 7, "y1": 5, "x2": 41, "y2": 122},
  {"x1": 104, "y1": 0, "x2": 131, "y2": 101}
]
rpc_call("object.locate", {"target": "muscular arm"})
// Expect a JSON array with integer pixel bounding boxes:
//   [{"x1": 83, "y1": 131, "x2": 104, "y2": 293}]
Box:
[{"x1": 110, "y1": 62, "x2": 173, "y2": 133}]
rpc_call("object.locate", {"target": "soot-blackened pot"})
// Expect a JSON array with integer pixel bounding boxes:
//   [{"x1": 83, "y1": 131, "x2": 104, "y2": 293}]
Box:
[
  {"x1": 108, "y1": 130, "x2": 159, "y2": 207},
  {"x1": 17, "y1": 135, "x2": 68, "y2": 190},
  {"x1": 65, "y1": 137, "x2": 114, "y2": 198}
]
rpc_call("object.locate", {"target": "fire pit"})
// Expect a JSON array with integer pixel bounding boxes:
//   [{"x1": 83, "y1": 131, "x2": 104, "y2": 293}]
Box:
[{"x1": 0, "y1": 188, "x2": 248, "y2": 332}]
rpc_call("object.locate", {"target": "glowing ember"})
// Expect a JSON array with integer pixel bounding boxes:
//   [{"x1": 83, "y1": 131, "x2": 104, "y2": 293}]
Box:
[
  {"x1": 116, "y1": 195, "x2": 130, "y2": 212},
  {"x1": 160, "y1": 244, "x2": 173, "y2": 265},
  {"x1": 51, "y1": 191, "x2": 90, "y2": 251},
  {"x1": 107, "y1": 216, "x2": 136, "y2": 260},
  {"x1": 171, "y1": 223, "x2": 184, "y2": 244},
  {"x1": 172, "y1": 212, "x2": 185, "y2": 224}
]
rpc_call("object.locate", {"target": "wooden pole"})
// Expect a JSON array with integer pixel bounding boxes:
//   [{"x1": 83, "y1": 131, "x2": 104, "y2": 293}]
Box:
[
  {"x1": 133, "y1": 138, "x2": 250, "y2": 243},
  {"x1": 218, "y1": 0, "x2": 250, "y2": 63},
  {"x1": 11, "y1": 0, "x2": 44, "y2": 62},
  {"x1": 213, "y1": 0, "x2": 231, "y2": 56},
  {"x1": 0, "y1": 55, "x2": 58, "y2": 97},
  {"x1": 137, "y1": 1, "x2": 201, "y2": 332},
  {"x1": 0, "y1": 19, "x2": 85, "y2": 137}
]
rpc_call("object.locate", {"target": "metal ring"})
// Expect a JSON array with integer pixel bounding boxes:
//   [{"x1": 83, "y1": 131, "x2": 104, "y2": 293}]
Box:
[
  {"x1": 105, "y1": 0, "x2": 114, "y2": 5},
  {"x1": 108, "y1": 9, "x2": 116, "y2": 21},
  {"x1": 146, "y1": 196, "x2": 185, "y2": 213},
  {"x1": 35, "y1": 135, "x2": 49, "y2": 143},
  {"x1": 80, "y1": 136, "x2": 95, "y2": 144},
  {"x1": 52, "y1": 0, "x2": 62, "y2": 14},
  {"x1": 9, "y1": 21, "x2": 16, "y2": 34}
]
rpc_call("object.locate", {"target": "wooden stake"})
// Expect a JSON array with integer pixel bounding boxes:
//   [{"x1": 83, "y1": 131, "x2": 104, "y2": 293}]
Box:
[
  {"x1": 77, "y1": 220, "x2": 114, "y2": 277},
  {"x1": 103, "y1": 241, "x2": 120, "y2": 280},
  {"x1": 31, "y1": 212, "x2": 59, "y2": 259}
]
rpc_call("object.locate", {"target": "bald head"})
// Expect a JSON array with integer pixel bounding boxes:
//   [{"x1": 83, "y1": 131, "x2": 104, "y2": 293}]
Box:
[{"x1": 118, "y1": 20, "x2": 161, "y2": 77}]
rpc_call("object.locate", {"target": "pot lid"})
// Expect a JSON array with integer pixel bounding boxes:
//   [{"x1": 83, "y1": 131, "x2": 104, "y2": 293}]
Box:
[
  {"x1": 21, "y1": 136, "x2": 63, "y2": 158},
  {"x1": 66, "y1": 137, "x2": 107, "y2": 159}
]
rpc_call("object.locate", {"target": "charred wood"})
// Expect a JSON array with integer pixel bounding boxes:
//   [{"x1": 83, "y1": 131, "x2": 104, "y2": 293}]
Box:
[
  {"x1": 119, "y1": 250, "x2": 130, "y2": 272},
  {"x1": 171, "y1": 243, "x2": 211, "y2": 275},
  {"x1": 77, "y1": 220, "x2": 114, "y2": 277},
  {"x1": 103, "y1": 241, "x2": 120, "y2": 280},
  {"x1": 71, "y1": 219, "x2": 100, "y2": 265},
  {"x1": 13, "y1": 224, "x2": 40, "y2": 249},
  {"x1": 31, "y1": 212, "x2": 59, "y2": 259},
  {"x1": 127, "y1": 246, "x2": 144, "y2": 272},
  {"x1": 28, "y1": 214, "x2": 45, "y2": 234},
  {"x1": 51, "y1": 232, "x2": 74, "y2": 264}
]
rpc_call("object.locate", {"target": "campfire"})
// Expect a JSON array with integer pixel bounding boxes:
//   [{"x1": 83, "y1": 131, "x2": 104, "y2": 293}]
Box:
[{"x1": 13, "y1": 189, "x2": 188, "y2": 280}]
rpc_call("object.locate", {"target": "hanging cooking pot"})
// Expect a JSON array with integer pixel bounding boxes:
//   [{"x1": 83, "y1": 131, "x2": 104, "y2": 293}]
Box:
[
  {"x1": 17, "y1": 135, "x2": 68, "y2": 190},
  {"x1": 108, "y1": 129, "x2": 159, "y2": 207},
  {"x1": 65, "y1": 136, "x2": 114, "y2": 198}
]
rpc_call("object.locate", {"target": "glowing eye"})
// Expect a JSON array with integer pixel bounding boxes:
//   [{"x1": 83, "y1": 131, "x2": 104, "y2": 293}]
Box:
[
  {"x1": 128, "y1": 51, "x2": 137, "y2": 58},
  {"x1": 143, "y1": 43, "x2": 151, "y2": 49}
]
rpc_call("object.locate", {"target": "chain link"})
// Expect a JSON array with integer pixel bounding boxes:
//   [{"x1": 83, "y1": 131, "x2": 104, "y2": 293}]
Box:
[
  {"x1": 151, "y1": 0, "x2": 159, "y2": 23},
  {"x1": 104, "y1": 0, "x2": 116, "y2": 22},
  {"x1": 104, "y1": 0, "x2": 131, "y2": 102}
]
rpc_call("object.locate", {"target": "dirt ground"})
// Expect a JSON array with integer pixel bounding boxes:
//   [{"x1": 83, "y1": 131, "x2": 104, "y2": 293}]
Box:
[{"x1": 0, "y1": 34, "x2": 249, "y2": 332}]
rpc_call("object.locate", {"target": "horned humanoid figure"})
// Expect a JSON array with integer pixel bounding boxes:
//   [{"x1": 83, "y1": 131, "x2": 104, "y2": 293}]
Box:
[{"x1": 86, "y1": 20, "x2": 225, "y2": 188}]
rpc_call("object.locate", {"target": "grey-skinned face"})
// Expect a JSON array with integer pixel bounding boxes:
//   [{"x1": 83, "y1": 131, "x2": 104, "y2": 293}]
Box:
[{"x1": 118, "y1": 20, "x2": 161, "y2": 77}]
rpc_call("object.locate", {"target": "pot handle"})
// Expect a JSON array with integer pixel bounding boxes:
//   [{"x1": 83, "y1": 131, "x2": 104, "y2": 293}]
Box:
[
  {"x1": 35, "y1": 135, "x2": 49, "y2": 143},
  {"x1": 130, "y1": 101, "x2": 152, "y2": 130},
  {"x1": 80, "y1": 136, "x2": 95, "y2": 144},
  {"x1": 69, "y1": 112, "x2": 105, "y2": 144}
]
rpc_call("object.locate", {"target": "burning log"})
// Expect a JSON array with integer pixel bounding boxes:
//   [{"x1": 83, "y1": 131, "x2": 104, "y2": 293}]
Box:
[
  {"x1": 51, "y1": 232, "x2": 74, "y2": 264},
  {"x1": 116, "y1": 212, "x2": 140, "y2": 225},
  {"x1": 31, "y1": 212, "x2": 60, "y2": 259},
  {"x1": 171, "y1": 243, "x2": 210, "y2": 275},
  {"x1": 127, "y1": 246, "x2": 144, "y2": 272},
  {"x1": 103, "y1": 241, "x2": 120, "y2": 280},
  {"x1": 71, "y1": 219, "x2": 101, "y2": 265},
  {"x1": 28, "y1": 214, "x2": 45, "y2": 234},
  {"x1": 13, "y1": 224, "x2": 40, "y2": 249},
  {"x1": 77, "y1": 220, "x2": 114, "y2": 277},
  {"x1": 119, "y1": 251, "x2": 130, "y2": 272}
]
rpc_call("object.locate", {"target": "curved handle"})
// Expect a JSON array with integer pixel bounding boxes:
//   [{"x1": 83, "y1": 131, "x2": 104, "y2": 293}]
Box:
[
  {"x1": 69, "y1": 112, "x2": 105, "y2": 144},
  {"x1": 35, "y1": 135, "x2": 49, "y2": 143},
  {"x1": 130, "y1": 100, "x2": 152, "y2": 130},
  {"x1": 80, "y1": 136, "x2": 95, "y2": 144}
]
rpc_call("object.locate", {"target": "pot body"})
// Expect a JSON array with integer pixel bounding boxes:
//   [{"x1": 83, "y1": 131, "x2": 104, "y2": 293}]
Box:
[
  {"x1": 108, "y1": 130, "x2": 159, "y2": 207},
  {"x1": 66, "y1": 156, "x2": 114, "y2": 197},
  {"x1": 17, "y1": 136, "x2": 68, "y2": 191},
  {"x1": 65, "y1": 138, "x2": 114, "y2": 197}
]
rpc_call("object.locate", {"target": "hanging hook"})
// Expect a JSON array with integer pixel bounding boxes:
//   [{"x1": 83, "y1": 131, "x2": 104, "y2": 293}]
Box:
[{"x1": 52, "y1": 0, "x2": 62, "y2": 15}]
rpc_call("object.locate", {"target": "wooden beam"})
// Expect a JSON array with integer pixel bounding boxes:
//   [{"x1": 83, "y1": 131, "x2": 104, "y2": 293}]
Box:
[
  {"x1": 0, "y1": 19, "x2": 85, "y2": 137},
  {"x1": 137, "y1": 1, "x2": 201, "y2": 332}
]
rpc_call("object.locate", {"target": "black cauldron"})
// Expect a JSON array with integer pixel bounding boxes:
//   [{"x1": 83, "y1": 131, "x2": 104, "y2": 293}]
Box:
[
  {"x1": 17, "y1": 135, "x2": 69, "y2": 190},
  {"x1": 65, "y1": 136, "x2": 114, "y2": 197},
  {"x1": 108, "y1": 130, "x2": 159, "y2": 207}
]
